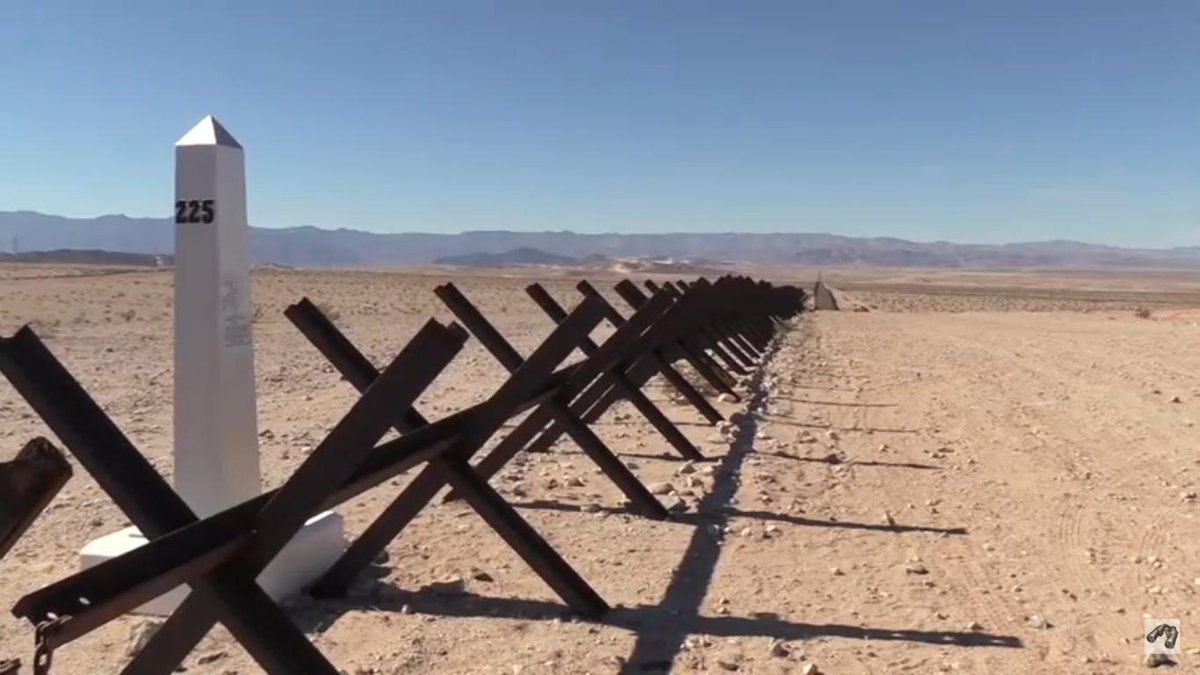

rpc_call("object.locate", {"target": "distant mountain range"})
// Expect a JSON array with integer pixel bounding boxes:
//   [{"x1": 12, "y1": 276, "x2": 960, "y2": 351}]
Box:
[
  {"x1": 433, "y1": 247, "x2": 581, "y2": 267},
  {"x1": 0, "y1": 249, "x2": 168, "y2": 266},
  {"x1": 2, "y1": 210, "x2": 1198, "y2": 269}
]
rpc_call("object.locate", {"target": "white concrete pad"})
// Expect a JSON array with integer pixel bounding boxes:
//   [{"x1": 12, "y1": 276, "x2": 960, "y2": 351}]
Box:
[{"x1": 81, "y1": 511, "x2": 346, "y2": 616}]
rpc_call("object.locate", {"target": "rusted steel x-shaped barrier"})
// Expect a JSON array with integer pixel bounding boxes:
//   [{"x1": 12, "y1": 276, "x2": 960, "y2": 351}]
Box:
[
  {"x1": 0, "y1": 439, "x2": 71, "y2": 563},
  {"x1": 0, "y1": 274, "x2": 805, "y2": 674}
]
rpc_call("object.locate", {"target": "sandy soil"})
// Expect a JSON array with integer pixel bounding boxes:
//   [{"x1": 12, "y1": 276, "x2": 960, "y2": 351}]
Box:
[{"x1": 2, "y1": 265, "x2": 1199, "y2": 674}]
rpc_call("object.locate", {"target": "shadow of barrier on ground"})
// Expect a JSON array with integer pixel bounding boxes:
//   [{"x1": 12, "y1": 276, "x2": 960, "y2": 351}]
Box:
[
  {"x1": 616, "y1": 331, "x2": 1016, "y2": 673},
  {"x1": 297, "y1": 367, "x2": 995, "y2": 670}
]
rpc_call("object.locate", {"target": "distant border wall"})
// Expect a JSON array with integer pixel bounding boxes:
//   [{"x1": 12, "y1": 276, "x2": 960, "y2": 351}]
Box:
[{"x1": 813, "y1": 279, "x2": 840, "y2": 310}]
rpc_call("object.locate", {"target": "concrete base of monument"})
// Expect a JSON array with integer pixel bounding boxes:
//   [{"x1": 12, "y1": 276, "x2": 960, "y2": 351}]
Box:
[{"x1": 79, "y1": 510, "x2": 345, "y2": 616}]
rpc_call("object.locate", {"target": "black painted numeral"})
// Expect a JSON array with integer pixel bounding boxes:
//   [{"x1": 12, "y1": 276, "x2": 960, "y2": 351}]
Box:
[{"x1": 174, "y1": 199, "x2": 216, "y2": 224}]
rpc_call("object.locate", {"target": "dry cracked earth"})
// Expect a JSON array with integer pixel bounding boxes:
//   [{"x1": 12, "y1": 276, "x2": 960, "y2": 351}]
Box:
[{"x1": 1, "y1": 265, "x2": 1200, "y2": 674}]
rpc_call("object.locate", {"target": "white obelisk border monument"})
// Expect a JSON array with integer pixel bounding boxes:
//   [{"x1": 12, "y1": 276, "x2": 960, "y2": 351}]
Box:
[
  {"x1": 172, "y1": 115, "x2": 261, "y2": 515},
  {"x1": 80, "y1": 116, "x2": 345, "y2": 615}
]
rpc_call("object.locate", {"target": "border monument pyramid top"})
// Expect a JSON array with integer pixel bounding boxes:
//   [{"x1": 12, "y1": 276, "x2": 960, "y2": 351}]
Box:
[{"x1": 175, "y1": 115, "x2": 243, "y2": 149}]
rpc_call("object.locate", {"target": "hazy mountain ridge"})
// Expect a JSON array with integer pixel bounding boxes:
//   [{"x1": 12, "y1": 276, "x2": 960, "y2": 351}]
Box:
[
  {"x1": 0, "y1": 249, "x2": 168, "y2": 266},
  {"x1": 433, "y1": 247, "x2": 579, "y2": 266},
  {"x1": 1, "y1": 211, "x2": 1197, "y2": 269}
]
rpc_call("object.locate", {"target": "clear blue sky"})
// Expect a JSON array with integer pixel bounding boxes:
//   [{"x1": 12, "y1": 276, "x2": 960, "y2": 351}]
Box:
[{"x1": 3, "y1": 1, "x2": 1200, "y2": 246}]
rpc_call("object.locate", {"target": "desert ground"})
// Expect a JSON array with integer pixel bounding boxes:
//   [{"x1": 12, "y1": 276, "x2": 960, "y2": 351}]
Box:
[{"x1": 2, "y1": 264, "x2": 1200, "y2": 674}]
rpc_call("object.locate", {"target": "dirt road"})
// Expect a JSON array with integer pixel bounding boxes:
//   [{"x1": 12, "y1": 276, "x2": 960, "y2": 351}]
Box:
[{"x1": 742, "y1": 309, "x2": 1200, "y2": 673}]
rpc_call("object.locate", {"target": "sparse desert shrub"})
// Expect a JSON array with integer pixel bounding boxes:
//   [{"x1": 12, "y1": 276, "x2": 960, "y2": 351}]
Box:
[
  {"x1": 1134, "y1": 307, "x2": 1152, "y2": 319},
  {"x1": 121, "y1": 308, "x2": 137, "y2": 322}
]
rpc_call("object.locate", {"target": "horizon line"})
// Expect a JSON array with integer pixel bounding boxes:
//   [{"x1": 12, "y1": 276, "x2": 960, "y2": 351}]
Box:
[{"x1": 1, "y1": 209, "x2": 1190, "y2": 252}]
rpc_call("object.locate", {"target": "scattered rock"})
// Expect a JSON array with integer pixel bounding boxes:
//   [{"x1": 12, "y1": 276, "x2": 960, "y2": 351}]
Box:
[
  {"x1": 1170, "y1": 396, "x2": 1182, "y2": 404},
  {"x1": 966, "y1": 621, "x2": 983, "y2": 632},
  {"x1": 581, "y1": 503, "x2": 602, "y2": 513},
  {"x1": 765, "y1": 525, "x2": 782, "y2": 537},
  {"x1": 648, "y1": 482, "x2": 675, "y2": 496},
  {"x1": 1026, "y1": 614, "x2": 1050, "y2": 629},
  {"x1": 768, "y1": 639, "x2": 789, "y2": 657},
  {"x1": 830, "y1": 566, "x2": 844, "y2": 576},
  {"x1": 422, "y1": 576, "x2": 466, "y2": 595},
  {"x1": 663, "y1": 495, "x2": 689, "y2": 513},
  {"x1": 196, "y1": 651, "x2": 227, "y2": 665},
  {"x1": 470, "y1": 568, "x2": 494, "y2": 582},
  {"x1": 904, "y1": 563, "x2": 929, "y2": 575},
  {"x1": 1180, "y1": 491, "x2": 1197, "y2": 502},
  {"x1": 718, "y1": 393, "x2": 737, "y2": 403},
  {"x1": 565, "y1": 476, "x2": 585, "y2": 488},
  {"x1": 882, "y1": 512, "x2": 896, "y2": 526},
  {"x1": 801, "y1": 664, "x2": 822, "y2": 675},
  {"x1": 1144, "y1": 653, "x2": 1174, "y2": 668},
  {"x1": 125, "y1": 620, "x2": 162, "y2": 657},
  {"x1": 826, "y1": 430, "x2": 840, "y2": 441}
]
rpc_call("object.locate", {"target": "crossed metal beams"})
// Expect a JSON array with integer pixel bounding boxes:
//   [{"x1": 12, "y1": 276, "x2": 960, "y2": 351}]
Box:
[
  {"x1": 0, "y1": 274, "x2": 805, "y2": 674},
  {"x1": 0, "y1": 438, "x2": 71, "y2": 562}
]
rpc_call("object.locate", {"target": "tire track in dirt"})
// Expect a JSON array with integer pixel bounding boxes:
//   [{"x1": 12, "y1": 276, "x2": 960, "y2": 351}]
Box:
[
  {"x1": 835, "y1": 314, "x2": 1145, "y2": 662},
  {"x1": 932, "y1": 326, "x2": 1186, "y2": 502},
  {"x1": 819, "y1": 315, "x2": 1028, "y2": 664},
  {"x1": 952, "y1": 553, "x2": 1021, "y2": 636},
  {"x1": 1052, "y1": 500, "x2": 1131, "y2": 648},
  {"x1": 802, "y1": 311, "x2": 1200, "y2": 672},
  {"x1": 906, "y1": 315, "x2": 1200, "y2": 658}
]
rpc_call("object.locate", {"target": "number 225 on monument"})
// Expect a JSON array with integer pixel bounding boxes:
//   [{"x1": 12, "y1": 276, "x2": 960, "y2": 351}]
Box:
[{"x1": 174, "y1": 199, "x2": 215, "y2": 224}]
